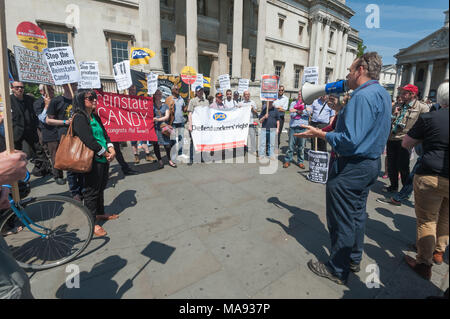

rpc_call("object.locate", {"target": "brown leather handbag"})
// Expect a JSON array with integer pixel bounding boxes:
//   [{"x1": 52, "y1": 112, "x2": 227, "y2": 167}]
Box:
[{"x1": 54, "y1": 114, "x2": 94, "y2": 173}]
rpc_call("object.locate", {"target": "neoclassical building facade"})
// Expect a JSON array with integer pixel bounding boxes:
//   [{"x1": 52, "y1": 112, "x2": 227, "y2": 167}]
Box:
[
  {"x1": 393, "y1": 10, "x2": 449, "y2": 101},
  {"x1": 5, "y1": 0, "x2": 361, "y2": 96}
]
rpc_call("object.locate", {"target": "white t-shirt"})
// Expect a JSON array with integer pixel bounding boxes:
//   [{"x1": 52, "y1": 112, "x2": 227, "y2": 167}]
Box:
[
  {"x1": 223, "y1": 99, "x2": 237, "y2": 109},
  {"x1": 273, "y1": 95, "x2": 289, "y2": 117},
  {"x1": 240, "y1": 100, "x2": 258, "y2": 119}
]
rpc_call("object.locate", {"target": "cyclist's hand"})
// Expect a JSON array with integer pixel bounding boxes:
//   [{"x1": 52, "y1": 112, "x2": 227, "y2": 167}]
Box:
[
  {"x1": 0, "y1": 187, "x2": 10, "y2": 210},
  {"x1": 0, "y1": 151, "x2": 27, "y2": 185}
]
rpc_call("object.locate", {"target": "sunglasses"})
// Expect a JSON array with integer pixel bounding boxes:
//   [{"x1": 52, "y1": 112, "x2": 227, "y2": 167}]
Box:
[
  {"x1": 13, "y1": 86, "x2": 24, "y2": 89},
  {"x1": 85, "y1": 95, "x2": 97, "y2": 102}
]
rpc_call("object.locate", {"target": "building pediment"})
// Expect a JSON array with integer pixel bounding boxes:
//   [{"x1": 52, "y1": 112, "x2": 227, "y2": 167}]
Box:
[{"x1": 395, "y1": 27, "x2": 449, "y2": 60}]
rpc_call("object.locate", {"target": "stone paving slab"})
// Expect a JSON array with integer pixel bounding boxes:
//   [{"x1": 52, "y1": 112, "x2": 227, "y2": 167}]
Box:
[{"x1": 22, "y1": 141, "x2": 449, "y2": 299}]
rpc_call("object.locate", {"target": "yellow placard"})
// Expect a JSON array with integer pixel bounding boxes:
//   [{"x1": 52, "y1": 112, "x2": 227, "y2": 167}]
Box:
[{"x1": 180, "y1": 66, "x2": 197, "y2": 85}]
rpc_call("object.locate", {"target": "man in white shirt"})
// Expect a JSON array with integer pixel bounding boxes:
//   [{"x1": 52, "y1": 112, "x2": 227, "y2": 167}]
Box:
[
  {"x1": 272, "y1": 85, "x2": 289, "y2": 148},
  {"x1": 223, "y1": 89, "x2": 237, "y2": 109},
  {"x1": 239, "y1": 91, "x2": 259, "y2": 154}
]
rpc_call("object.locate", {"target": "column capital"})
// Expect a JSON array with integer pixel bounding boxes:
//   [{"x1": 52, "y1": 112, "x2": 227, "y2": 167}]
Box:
[
  {"x1": 311, "y1": 14, "x2": 324, "y2": 23},
  {"x1": 324, "y1": 17, "x2": 332, "y2": 26}
]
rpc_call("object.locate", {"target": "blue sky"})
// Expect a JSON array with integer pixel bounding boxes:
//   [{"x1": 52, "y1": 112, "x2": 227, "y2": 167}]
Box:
[{"x1": 346, "y1": 0, "x2": 449, "y2": 65}]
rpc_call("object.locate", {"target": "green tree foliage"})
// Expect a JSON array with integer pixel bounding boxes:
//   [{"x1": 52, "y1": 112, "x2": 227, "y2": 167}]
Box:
[{"x1": 357, "y1": 41, "x2": 367, "y2": 58}]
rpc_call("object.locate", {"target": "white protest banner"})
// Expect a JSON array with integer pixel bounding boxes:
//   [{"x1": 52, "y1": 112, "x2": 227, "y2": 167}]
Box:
[
  {"x1": 191, "y1": 106, "x2": 251, "y2": 152},
  {"x1": 218, "y1": 74, "x2": 231, "y2": 91},
  {"x1": 303, "y1": 66, "x2": 319, "y2": 85},
  {"x1": 192, "y1": 73, "x2": 204, "y2": 89},
  {"x1": 147, "y1": 72, "x2": 158, "y2": 95},
  {"x1": 79, "y1": 61, "x2": 101, "y2": 89},
  {"x1": 43, "y1": 46, "x2": 80, "y2": 85},
  {"x1": 238, "y1": 78, "x2": 249, "y2": 94},
  {"x1": 113, "y1": 60, "x2": 132, "y2": 91},
  {"x1": 308, "y1": 150, "x2": 330, "y2": 184},
  {"x1": 14, "y1": 45, "x2": 54, "y2": 85}
]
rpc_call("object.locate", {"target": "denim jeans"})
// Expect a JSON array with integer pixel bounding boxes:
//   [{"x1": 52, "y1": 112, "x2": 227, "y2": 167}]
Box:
[
  {"x1": 284, "y1": 127, "x2": 306, "y2": 164},
  {"x1": 172, "y1": 123, "x2": 185, "y2": 158},
  {"x1": 259, "y1": 129, "x2": 276, "y2": 157},
  {"x1": 392, "y1": 157, "x2": 421, "y2": 202},
  {"x1": 248, "y1": 124, "x2": 258, "y2": 153}
]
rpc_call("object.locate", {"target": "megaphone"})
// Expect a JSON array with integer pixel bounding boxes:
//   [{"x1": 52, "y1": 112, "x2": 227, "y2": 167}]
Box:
[{"x1": 302, "y1": 80, "x2": 349, "y2": 105}]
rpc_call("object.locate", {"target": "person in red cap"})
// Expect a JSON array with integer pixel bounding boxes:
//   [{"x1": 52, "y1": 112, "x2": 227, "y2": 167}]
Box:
[{"x1": 384, "y1": 84, "x2": 429, "y2": 193}]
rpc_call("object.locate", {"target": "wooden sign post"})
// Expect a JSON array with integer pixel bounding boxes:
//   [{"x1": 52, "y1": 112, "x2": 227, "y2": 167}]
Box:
[{"x1": 0, "y1": 0, "x2": 20, "y2": 201}]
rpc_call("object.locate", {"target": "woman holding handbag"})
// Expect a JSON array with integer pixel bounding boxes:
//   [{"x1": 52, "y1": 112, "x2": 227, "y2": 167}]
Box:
[
  {"x1": 72, "y1": 89, "x2": 118, "y2": 237},
  {"x1": 153, "y1": 89, "x2": 177, "y2": 169}
]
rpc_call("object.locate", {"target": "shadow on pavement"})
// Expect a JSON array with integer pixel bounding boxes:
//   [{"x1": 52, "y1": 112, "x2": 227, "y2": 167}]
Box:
[
  {"x1": 266, "y1": 197, "x2": 330, "y2": 263},
  {"x1": 56, "y1": 255, "x2": 130, "y2": 299},
  {"x1": 55, "y1": 241, "x2": 176, "y2": 299}
]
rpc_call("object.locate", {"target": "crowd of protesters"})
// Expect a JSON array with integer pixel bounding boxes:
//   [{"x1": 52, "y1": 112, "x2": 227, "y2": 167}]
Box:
[{"x1": 0, "y1": 52, "x2": 448, "y2": 299}]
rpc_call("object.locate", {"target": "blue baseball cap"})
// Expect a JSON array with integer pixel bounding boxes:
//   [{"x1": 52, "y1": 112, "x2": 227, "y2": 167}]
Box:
[{"x1": 195, "y1": 86, "x2": 204, "y2": 92}]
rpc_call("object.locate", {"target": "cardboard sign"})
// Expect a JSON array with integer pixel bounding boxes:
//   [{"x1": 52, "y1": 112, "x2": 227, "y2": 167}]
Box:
[
  {"x1": 14, "y1": 45, "x2": 54, "y2": 85},
  {"x1": 192, "y1": 73, "x2": 204, "y2": 90},
  {"x1": 16, "y1": 22, "x2": 47, "y2": 52},
  {"x1": 44, "y1": 46, "x2": 80, "y2": 85},
  {"x1": 260, "y1": 75, "x2": 279, "y2": 101},
  {"x1": 219, "y1": 74, "x2": 231, "y2": 91},
  {"x1": 113, "y1": 60, "x2": 133, "y2": 91},
  {"x1": 238, "y1": 78, "x2": 249, "y2": 94},
  {"x1": 95, "y1": 91, "x2": 157, "y2": 142},
  {"x1": 147, "y1": 72, "x2": 158, "y2": 95},
  {"x1": 79, "y1": 61, "x2": 101, "y2": 89},
  {"x1": 303, "y1": 66, "x2": 319, "y2": 85},
  {"x1": 180, "y1": 66, "x2": 197, "y2": 85},
  {"x1": 308, "y1": 150, "x2": 329, "y2": 184}
]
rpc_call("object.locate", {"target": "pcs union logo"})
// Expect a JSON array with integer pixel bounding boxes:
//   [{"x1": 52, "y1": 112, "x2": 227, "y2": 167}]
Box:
[
  {"x1": 213, "y1": 113, "x2": 227, "y2": 121},
  {"x1": 132, "y1": 50, "x2": 149, "y2": 59}
]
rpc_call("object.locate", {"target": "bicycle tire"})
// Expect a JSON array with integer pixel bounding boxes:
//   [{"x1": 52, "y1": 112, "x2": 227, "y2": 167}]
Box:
[{"x1": 0, "y1": 195, "x2": 94, "y2": 271}]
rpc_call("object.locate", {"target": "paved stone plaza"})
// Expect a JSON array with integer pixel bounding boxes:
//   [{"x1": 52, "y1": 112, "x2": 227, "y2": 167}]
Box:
[{"x1": 25, "y1": 136, "x2": 449, "y2": 299}]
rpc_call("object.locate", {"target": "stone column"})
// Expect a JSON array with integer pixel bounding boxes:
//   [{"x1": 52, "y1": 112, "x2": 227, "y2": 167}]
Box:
[
  {"x1": 409, "y1": 63, "x2": 416, "y2": 84},
  {"x1": 423, "y1": 61, "x2": 434, "y2": 100},
  {"x1": 210, "y1": 56, "x2": 219, "y2": 95},
  {"x1": 241, "y1": 0, "x2": 251, "y2": 79},
  {"x1": 445, "y1": 61, "x2": 449, "y2": 80},
  {"x1": 308, "y1": 16, "x2": 318, "y2": 66},
  {"x1": 334, "y1": 25, "x2": 344, "y2": 81},
  {"x1": 186, "y1": 0, "x2": 198, "y2": 71},
  {"x1": 174, "y1": 0, "x2": 187, "y2": 74},
  {"x1": 320, "y1": 18, "x2": 331, "y2": 84},
  {"x1": 232, "y1": 0, "x2": 243, "y2": 78},
  {"x1": 313, "y1": 15, "x2": 323, "y2": 67},
  {"x1": 255, "y1": 0, "x2": 266, "y2": 80},
  {"x1": 339, "y1": 29, "x2": 348, "y2": 78},
  {"x1": 218, "y1": 0, "x2": 229, "y2": 76},
  {"x1": 393, "y1": 65, "x2": 403, "y2": 98},
  {"x1": 139, "y1": 0, "x2": 163, "y2": 72}
]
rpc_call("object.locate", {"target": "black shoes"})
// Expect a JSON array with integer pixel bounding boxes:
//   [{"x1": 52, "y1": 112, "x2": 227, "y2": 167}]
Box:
[{"x1": 307, "y1": 260, "x2": 347, "y2": 285}]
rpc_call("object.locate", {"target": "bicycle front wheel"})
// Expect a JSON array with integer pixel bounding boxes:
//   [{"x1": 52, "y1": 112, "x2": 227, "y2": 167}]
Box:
[{"x1": 0, "y1": 196, "x2": 94, "y2": 271}]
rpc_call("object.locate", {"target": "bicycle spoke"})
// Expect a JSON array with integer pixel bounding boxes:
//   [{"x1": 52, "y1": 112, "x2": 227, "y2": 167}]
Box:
[{"x1": 3, "y1": 196, "x2": 93, "y2": 270}]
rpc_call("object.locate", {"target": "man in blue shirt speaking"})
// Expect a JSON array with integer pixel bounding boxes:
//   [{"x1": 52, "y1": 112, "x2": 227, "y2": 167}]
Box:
[{"x1": 297, "y1": 52, "x2": 391, "y2": 285}]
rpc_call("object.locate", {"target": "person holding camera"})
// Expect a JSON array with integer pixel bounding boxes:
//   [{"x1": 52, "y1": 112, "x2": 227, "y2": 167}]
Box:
[{"x1": 384, "y1": 84, "x2": 429, "y2": 193}]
